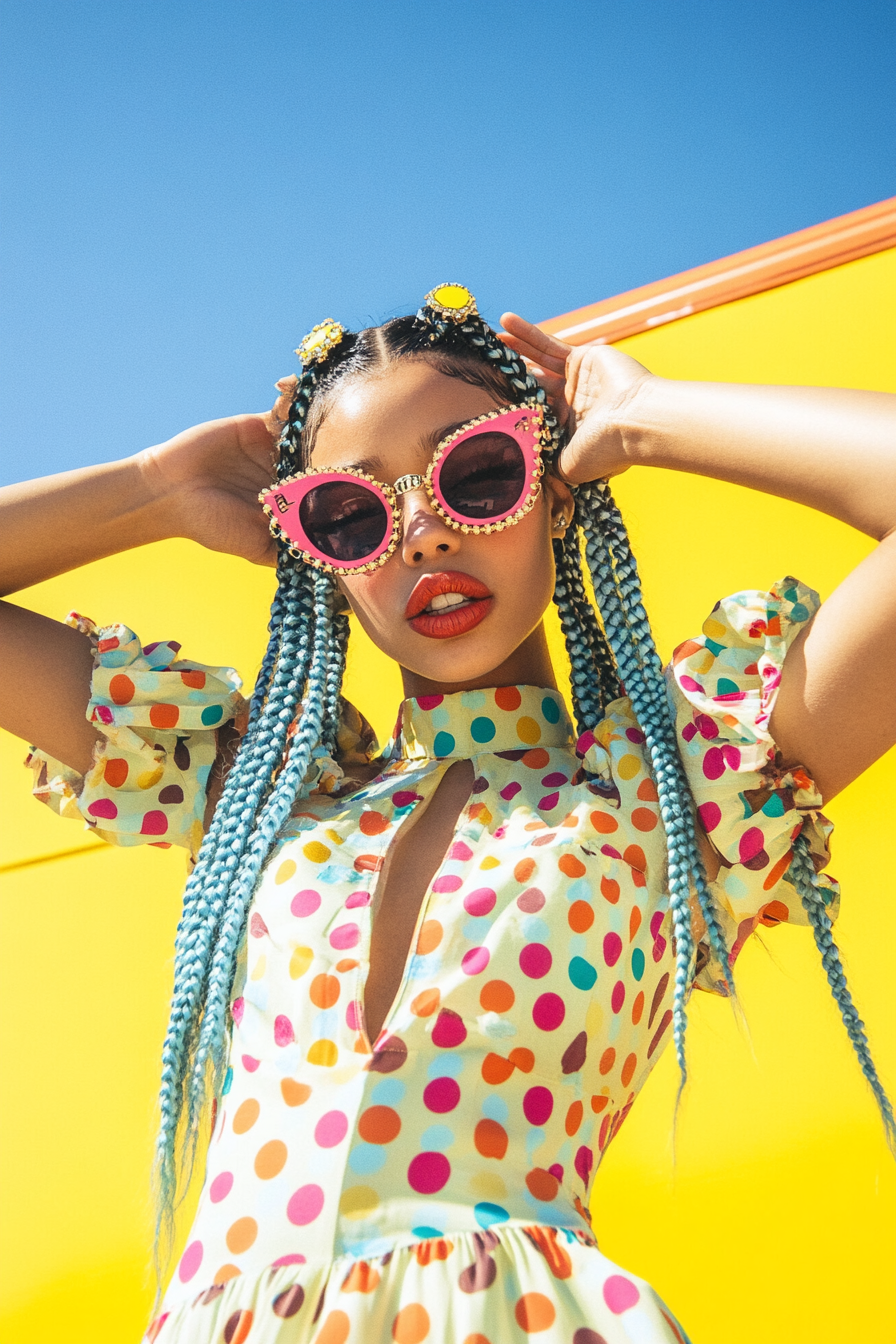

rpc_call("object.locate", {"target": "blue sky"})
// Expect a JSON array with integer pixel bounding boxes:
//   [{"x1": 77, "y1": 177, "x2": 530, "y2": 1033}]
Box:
[{"x1": 1, "y1": 0, "x2": 893, "y2": 485}]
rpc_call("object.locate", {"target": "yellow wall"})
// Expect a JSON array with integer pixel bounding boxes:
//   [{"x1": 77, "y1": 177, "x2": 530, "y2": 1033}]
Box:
[{"x1": 1, "y1": 247, "x2": 894, "y2": 1343}]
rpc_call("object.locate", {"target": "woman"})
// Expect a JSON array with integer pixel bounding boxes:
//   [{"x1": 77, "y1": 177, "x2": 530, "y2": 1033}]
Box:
[{"x1": 1, "y1": 284, "x2": 894, "y2": 1343}]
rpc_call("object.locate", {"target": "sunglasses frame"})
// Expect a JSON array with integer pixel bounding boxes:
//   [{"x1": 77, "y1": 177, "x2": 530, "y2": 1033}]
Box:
[{"x1": 261, "y1": 402, "x2": 549, "y2": 574}]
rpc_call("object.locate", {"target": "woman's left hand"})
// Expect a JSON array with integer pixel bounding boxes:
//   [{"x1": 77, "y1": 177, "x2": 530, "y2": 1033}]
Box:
[{"x1": 500, "y1": 312, "x2": 655, "y2": 484}]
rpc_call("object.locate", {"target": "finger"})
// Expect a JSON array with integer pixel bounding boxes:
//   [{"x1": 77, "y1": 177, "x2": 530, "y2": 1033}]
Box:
[{"x1": 500, "y1": 313, "x2": 571, "y2": 373}]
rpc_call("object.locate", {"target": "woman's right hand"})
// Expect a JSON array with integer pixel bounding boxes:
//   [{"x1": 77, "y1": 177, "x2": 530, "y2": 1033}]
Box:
[{"x1": 140, "y1": 407, "x2": 284, "y2": 568}]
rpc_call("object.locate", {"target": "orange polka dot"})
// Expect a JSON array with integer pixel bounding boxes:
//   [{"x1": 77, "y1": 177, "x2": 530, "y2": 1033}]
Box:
[
  {"x1": 522, "y1": 747, "x2": 550, "y2": 768},
  {"x1": 590, "y1": 809, "x2": 618, "y2": 833},
  {"x1": 310, "y1": 974, "x2": 341, "y2": 1009},
  {"x1": 565, "y1": 1100, "x2": 583, "y2": 1136},
  {"x1": 463, "y1": 1336, "x2": 492, "y2": 1344},
  {"x1": 180, "y1": 669, "x2": 207, "y2": 690},
  {"x1": 416, "y1": 920, "x2": 443, "y2": 955},
  {"x1": 631, "y1": 991, "x2": 645, "y2": 1025},
  {"x1": 254, "y1": 1139, "x2": 287, "y2": 1179},
  {"x1": 317, "y1": 1310, "x2": 351, "y2": 1344},
  {"x1": 213, "y1": 1263, "x2": 241, "y2": 1285},
  {"x1": 508, "y1": 1047, "x2": 534, "y2": 1073},
  {"x1": 223, "y1": 1309, "x2": 253, "y2": 1344},
  {"x1": 568, "y1": 900, "x2": 594, "y2": 932},
  {"x1": 514, "y1": 858, "x2": 536, "y2": 883},
  {"x1": 599, "y1": 1047, "x2": 616, "y2": 1075},
  {"x1": 600, "y1": 876, "x2": 620, "y2": 904},
  {"x1": 481, "y1": 1053, "x2": 515, "y2": 1085},
  {"x1": 474, "y1": 1118, "x2": 508, "y2": 1159},
  {"x1": 225, "y1": 1216, "x2": 258, "y2": 1254},
  {"x1": 392, "y1": 1303, "x2": 430, "y2": 1343},
  {"x1": 479, "y1": 980, "x2": 515, "y2": 1013},
  {"x1": 342, "y1": 1260, "x2": 381, "y2": 1293},
  {"x1": 514, "y1": 1291, "x2": 556, "y2": 1332},
  {"x1": 629, "y1": 907, "x2": 642, "y2": 940},
  {"x1": 621, "y1": 1053, "x2": 638, "y2": 1087},
  {"x1": 759, "y1": 897, "x2": 791, "y2": 923},
  {"x1": 591, "y1": 1093, "x2": 609, "y2": 1113},
  {"x1": 109, "y1": 674, "x2": 135, "y2": 705},
  {"x1": 632, "y1": 807, "x2": 658, "y2": 832},
  {"x1": 336, "y1": 958, "x2": 359, "y2": 972},
  {"x1": 149, "y1": 703, "x2": 179, "y2": 729},
  {"x1": 560, "y1": 812, "x2": 579, "y2": 829},
  {"x1": 103, "y1": 757, "x2": 128, "y2": 788},
  {"x1": 359, "y1": 810, "x2": 389, "y2": 835},
  {"x1": 232, "y1": 1099, "x2": 259, "y2": 1134},
  {"x1": 624, "y1": 844, "x2": 647, "y2": 873},
  {"x1": 558, "y1": 853, "x2": 586, "y2": 878},
  {"x1": 358, "y1": 1105, "x2": 401, "y2": 1144},
  {"x1": 637, "y1": 777, "x2": 659, "y2": 801},
  {"x1": 494, "y1": 686, "x2": 522, "y2": 711},
  {"x1": 281, "y1": 1079, "x2": 311, "y2": 1107},
  {"x1": 411, "y1": 988, "x2": 440, "y2": 1017},
  {"x1": 525, "y1": 1168, "x2": 560, "y2": 1202}
]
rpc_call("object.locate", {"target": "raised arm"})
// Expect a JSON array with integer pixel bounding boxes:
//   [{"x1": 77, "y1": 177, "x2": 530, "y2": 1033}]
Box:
[
  {"x1": 0, "y1": 411, "x2": 278, "y2": 771},
  {"x1": 501, "y1": 313, "x2": 896, "y2": 802}
]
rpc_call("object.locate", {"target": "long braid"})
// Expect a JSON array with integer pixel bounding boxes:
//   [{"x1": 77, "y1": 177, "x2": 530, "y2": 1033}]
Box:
[{"x1": 552, "y1": 532, "x2": 608, "y2": 734}]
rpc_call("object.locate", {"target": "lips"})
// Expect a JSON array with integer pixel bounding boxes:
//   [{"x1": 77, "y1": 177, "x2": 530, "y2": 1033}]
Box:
[{"x1": 405, "y1": 570, "x2": 494, "y2": 640}]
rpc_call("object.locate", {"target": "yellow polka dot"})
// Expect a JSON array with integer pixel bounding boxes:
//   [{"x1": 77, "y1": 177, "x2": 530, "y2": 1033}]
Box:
[
  {"x1": 289, "y1": 946, "x2": 314, "y2": 979},
  {"x1": 703, "y1": 616, "x2": 727, "y2": 639},
  {"x1": 275, "y1": 859, "x2": 297, "y2": 885},
  {"x1": 339, "y1": 1185, "x2": 380, "y2": 1220},
  {"x1": 693, "y1": 649, "x2": 716, "y2": 674},
  {"x1": 137, "y1": 766, "x2": 164, "y2": 790},
  {"x1": 323, "y1": 829, "x2": 344, "y2": 845},
  {"x1": 468, "y1": 1171, "x2": 507, "y2": 1199},
  {"x1": 516, "y1": 716, "x2": 541, "y2": 745},
  {"x1": 303, "y1": 841, "x2": 331, "y2": 864},
  {"x1": 479, "y1": 856, "x2": 500, "y2": 870},
  {"x1": 307, "y1": 1039, "x2": 338, "y2": 1067},
  {"x1": 250, "y1": 955, "x2": 266, "y2": 982},
  {"x1": 617, "y1": 753, "x2": 641, "y2": 780}
]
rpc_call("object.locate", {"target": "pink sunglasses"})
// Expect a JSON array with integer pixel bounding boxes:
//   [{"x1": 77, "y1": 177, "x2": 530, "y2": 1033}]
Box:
[{"x1": 261, "y1": 403, "x2": 548, "y2": 573}]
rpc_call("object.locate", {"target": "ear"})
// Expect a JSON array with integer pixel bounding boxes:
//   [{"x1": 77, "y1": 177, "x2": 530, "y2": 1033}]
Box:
[
  {"x1": 333, "y1": 578, "x2": 354, "y2": 616},
  {"x1": 543, "y1": 471, "x2": 575, "y2": 538}
]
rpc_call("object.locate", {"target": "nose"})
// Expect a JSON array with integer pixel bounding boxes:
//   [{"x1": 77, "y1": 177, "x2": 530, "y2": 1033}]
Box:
[{"x1": 399, "y1": 487, "x2": 461, "y2": 567}]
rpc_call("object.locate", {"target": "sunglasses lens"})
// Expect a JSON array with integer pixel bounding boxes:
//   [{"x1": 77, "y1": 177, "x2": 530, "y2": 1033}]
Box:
[
  {"x1": 438, "y1": 432, "x2": 527, "y2": 520},
  {"x1": 299, "y1": 480, "x2": 390, "y2": 562}
]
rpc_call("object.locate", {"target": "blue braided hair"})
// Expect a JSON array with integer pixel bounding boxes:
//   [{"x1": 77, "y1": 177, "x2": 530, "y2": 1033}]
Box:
[{"x1": 153, "y1": 295, "x2": 893, "y2": 1283}]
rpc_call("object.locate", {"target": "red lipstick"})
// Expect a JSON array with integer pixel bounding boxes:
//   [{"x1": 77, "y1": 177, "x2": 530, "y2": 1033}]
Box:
[{"x1": 405, "y1": 570, "x2": 494, "y2": 640}]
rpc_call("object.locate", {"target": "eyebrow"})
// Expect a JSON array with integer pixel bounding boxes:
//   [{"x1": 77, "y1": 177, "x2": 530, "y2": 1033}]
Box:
[{"x1": 329, "y1": 420, "x2": 475, "y2": 479}]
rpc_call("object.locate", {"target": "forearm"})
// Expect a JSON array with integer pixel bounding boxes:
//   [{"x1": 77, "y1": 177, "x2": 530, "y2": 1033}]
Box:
[
  {"x1": 621, "y1": 379, "x2": 896, "y2": 540},
  {"x1": 0, "y1": 454, "x2": 171, "y2": 597}
]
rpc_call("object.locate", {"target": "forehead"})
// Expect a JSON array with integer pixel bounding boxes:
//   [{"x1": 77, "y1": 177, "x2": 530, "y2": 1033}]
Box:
[{"x1": 311, "y1": 361, "x2": 505, "y2": 470}]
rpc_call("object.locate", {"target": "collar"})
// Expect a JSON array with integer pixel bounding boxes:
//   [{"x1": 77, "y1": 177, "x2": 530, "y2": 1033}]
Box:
[{"x1": 393, "y1": 685, "x2": 573, "y2": 762}]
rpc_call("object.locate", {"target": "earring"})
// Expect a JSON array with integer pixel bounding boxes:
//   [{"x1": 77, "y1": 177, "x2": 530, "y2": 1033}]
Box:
[{"x1": 553, "y1": 515, "x2": 568, "y2": 531}]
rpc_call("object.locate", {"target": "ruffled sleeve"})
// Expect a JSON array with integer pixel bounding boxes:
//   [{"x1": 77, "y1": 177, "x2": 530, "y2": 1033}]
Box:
[
  {"x1": 27, "y1": 613, "x2": 247, "y2": 860},
  {"x1": 665, "y1": 577, "x2": 838, "y2": 994}
]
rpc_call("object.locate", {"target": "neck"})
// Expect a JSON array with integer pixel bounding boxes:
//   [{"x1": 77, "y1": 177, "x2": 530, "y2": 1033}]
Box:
[{"x1": 399, "y1": 624, "x2": 558, "y2": 700}]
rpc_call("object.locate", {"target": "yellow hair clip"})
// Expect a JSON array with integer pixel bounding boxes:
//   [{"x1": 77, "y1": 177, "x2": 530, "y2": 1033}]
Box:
[
  {"x1": 295, "y1": 319, "x2": 345, "y2": 366},
  {"x1": 423, "y1": 283, "x2": 478, "y2": 323}
]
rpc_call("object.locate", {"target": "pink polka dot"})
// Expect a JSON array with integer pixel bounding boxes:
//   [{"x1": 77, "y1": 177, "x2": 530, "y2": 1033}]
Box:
[
  {"x1": 464, "y1": 888, "x2": 496, "y2": 917},
  {"x1": 407, "y1": 1152, "x2": 451, "y2": 1194},
  {"x1": 603, "y1": 1274, "x2": 640, "y2": 1314},
  {"x1": 702, "y1": 747, "x2": 726, "y2": 781},
  {"x1": 291, "y1": 890, "x2": 321, "y2": 918},
  {"x1": 345, "y1": 891, "x2": 370, "y2": 909},
  {"x1": 739, "y1": 826, "x2": 766, "y2": 863},
  {"x1": 423, "y1": 1077, "x2": 460, "y2": 1113},
  {"x1": 272, "y1": 1253, "x2": 307, "y2": 1268},
  {"x1": 450, "y1": 841, "x2": 474, "y2": 861},
  {"x1": 178, "y1": 1240, "x2": 203, "y2": 1283},
  {"x1": 519, "y1": 944, "x2": 552, "y2": 979},
  {"x1": 698, "y1": 801, "x2": 722, "y2": 833},
  {"x1": 522, "y1": 1086, "x2": 554, "y2": 1126},
  {"x1": 576, "y1": 731, "x2": 596, "y2": 754},
  {"x1": 391, "y1": 790, "x2": 420, "y2": 808},
  {"x1": 538, "y1": 792, "x2": 560, "y2": 811},
  {"x1": 611, "y1": 981, "x2": 625, "y2": 1013},
  {"x1": 209, "y1": 1172, "x2": 233, "y2": 1203},
  {"x1": 541, "y1": 772, "x2": 568, "y2": 787},
  {"x1": 575, "y1": 1144, "x2": 594, "y2": 1186},
  {"x1": 287, "y1": 1183, "x2": 325, "y2": 1226},
  {"x1": 432, "y1": 1009, "x2": 467, "y2": 1047},
  {"x1": 231, "y1": 997, "x2": 245, "y2": 1026},
  {"x1": 603, "y1": 933, "x2": 623, "y2": 967},
  {"x1": 346, "y1": 1001, "x2": 361, "y2": 1031},
  {"x1": 680, "y1": 675, "x2": 704, "y2": 694},
  {"x1": 87, "y1": 798, "x2": 118, "y2": 820},
  {"x1": 314, "y1": 1110, "x2": 348, "y2": 1148},
  {"x1": 625, "y1": 727, "x2": 645, "y2": 745},
  {"x1": 274, "y1": 1015, "x2": 295, "y2": 1046},
  {"x1": 500, "y1": 782, "x2": 522, "y2": 800},
  {"x1": 532, "y1": 993, "x2": 566, "y2": 1031},
  {"x1": 329, "y1": 923, "x2": 360, "y2": 950},
  {"x1": 242, "y1": 1055, "x2": 260, "y2": 1072},
  {"x1": 461, "y1": 946, "x2": 490, "y2": 976},
  {"x1": 140, "y1": 810, "x2": 168, "y2": 835},
  {"x1": 517, "y1": 888, "x2": 545, "y2": 913},
  {"x1": 432, "y1": 874, "x2": 463, "y2": 893},
  {"x1": 417, "y1": 695, "x2": 444, "y2": 710}
]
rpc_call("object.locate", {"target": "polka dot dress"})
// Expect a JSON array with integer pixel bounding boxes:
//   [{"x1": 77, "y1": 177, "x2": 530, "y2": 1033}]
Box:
[{"x1": 30, "y1": 580, "x2": 834, "y2": 1344}]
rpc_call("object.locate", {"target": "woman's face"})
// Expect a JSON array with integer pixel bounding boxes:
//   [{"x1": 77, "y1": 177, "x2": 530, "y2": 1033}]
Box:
[{"x1": 310, "y1": 360, "x2": 573, "y2": 695}]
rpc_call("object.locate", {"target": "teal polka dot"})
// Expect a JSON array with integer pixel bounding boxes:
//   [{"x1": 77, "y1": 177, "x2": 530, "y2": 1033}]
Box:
[
  {"x1": 568, "y1": 956, "x2": 598, "y2": 990},
  {"x1": 482, "y1": 1094, "x2": 509, "y2": 1122},
  {"x1": 541, "y1": 696, "x2": 561, "y2": 724},
  {"x1": 201, "y1": 704, "x2": 224, "y2": 725},
  {"x1": 470, "y1": 716, "x2": 496, "y2": 743},
  {"x1": 791, "y1": 601, "x2": 809, "y2": 622},
  {"x1": 474, "y1": 1201, "x2": 509, "y2": 1229},
  {"x1": 460, "y1": 689, "x2": 488, "y2": 709},
  {"x1": 421, "y1": 1124, "x2": 455, "y2": 1150},
  {"x1": 704, "y1": 638, "x2": 725, "y2": 656},
  {"x1": 222, "y1": 1066, "x2": 233, "y2": 1095},
  {"x1": 372, "y1": 1078, "x2": 406, "y2": 1105},
  {"x1": 430, "y1": 706, "x2": 451, "y2": 728},
  {"x1": 433, "y1": 731, "x2": 456, "y2": 757},
  {"x1": 349, "y1": 1143, "x2": 387, "y2": 1174},
  {"x1": 631, "y1": 947, "x2": 645, "y2": 981},
  {"x1": 762, "y1": 792, "x2": 786, "y2": 818},
  {"x1": 716, "y1": 678, "x2": 740, "y2": 695},
  {"x1": 413, "y1": 1225, "x2": 444, "y2": 1239}
]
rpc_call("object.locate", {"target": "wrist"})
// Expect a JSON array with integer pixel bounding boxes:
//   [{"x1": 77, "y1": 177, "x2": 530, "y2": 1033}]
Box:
[{"x1": 615, "y1": 373, "x2": 675, "y2": 469}]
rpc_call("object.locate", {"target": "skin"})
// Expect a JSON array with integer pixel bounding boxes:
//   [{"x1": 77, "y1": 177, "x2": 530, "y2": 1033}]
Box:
[{"x1": 1, "y1": 325, "x2": 895, "y2": 1037}]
